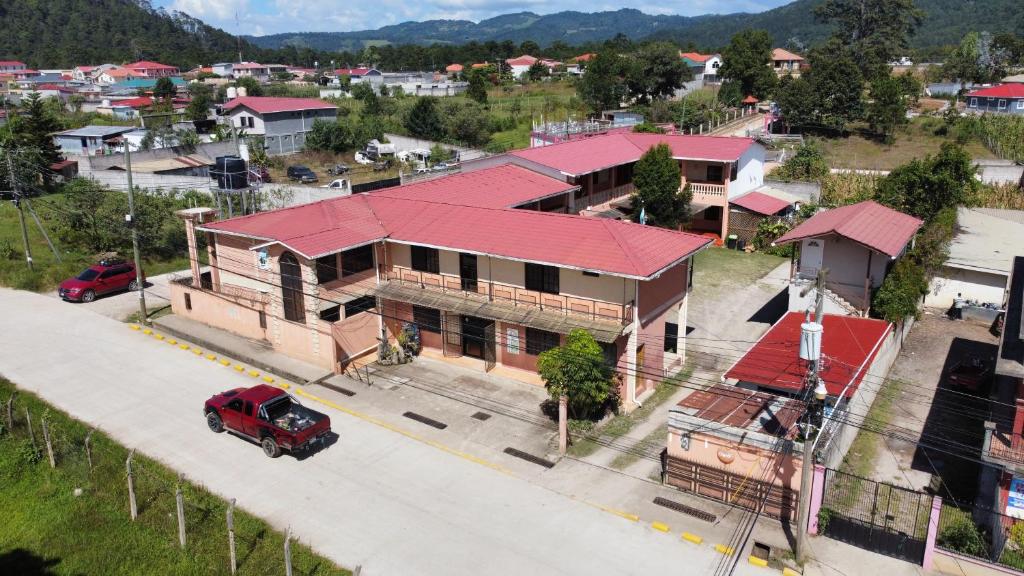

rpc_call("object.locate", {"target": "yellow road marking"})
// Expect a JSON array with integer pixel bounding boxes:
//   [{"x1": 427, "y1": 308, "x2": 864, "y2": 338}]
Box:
[
  {"x1": 179, "y1": 344, "x2": 190, "y2": 350},
  {"x1": 682, "y1": 532, "x2": 703, "y2": 544},
  {"x1": 782, "y1": 568, "x2": 801, "y2": 576},
  {"x1": 262, "y1": 376, "x2": 275, "y2": 383},
  {"x1": 167, "y1": 339, "x2": 177, "y2": 345},
  {"x1": 154, "y1": 334, "x2": 165, "y2": 340},
  {"x1": 294, "y1": 388, "x2": 512, "y2": 475},
  {"x1": 233, "y1": 365, "x2": 245, "y2": 372},
  {"x1": 206, "y1": 354, "x2": 217, "y2": 361},
  {"x1": 248, "y1": 370, "x2": 260, "y2": 377},
  {"x1": 142, "y1": 328, "x2": 153, "y2": 335},
  {"x1": 129, "y1": 324, "x2": 141, "y2": 330},
  {"x1": 192, "y1": 348, "x2": 203, "y2": 355},
  {"x1": 219, "y1": 359, "x2": 231, "y2": 366},
  {"x1": 748, "y1": 556, "x2": 768, "y2": 567},
  {"x1": 715, "y1": 544, "x2": 734, "y2": 556},
  {"x1": 651, "y1": 521, "x2": 670, "y2": 532}
]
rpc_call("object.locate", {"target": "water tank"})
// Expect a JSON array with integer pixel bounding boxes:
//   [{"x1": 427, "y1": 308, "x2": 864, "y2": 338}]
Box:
[
  {"x1": 799, "y1": 320, "x2": 823, "y2": 362},
  {"x1": 214, "y1": 156, "x2": 247, "y2": 190},
  {"x1": 226, "y1": 86, "x2": 238, "y2": 99},
  {"x1": 101, "y1": 99, "x2": 110, "y2": 107},
  {"x1": 237, "y1": 86, "x2": 247, "y2": 97}
]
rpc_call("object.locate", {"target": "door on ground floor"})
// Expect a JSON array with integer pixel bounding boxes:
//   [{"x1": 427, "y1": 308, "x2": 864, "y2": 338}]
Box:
[{"x1": 461, "y1": 315, "x2": 494, "y2": 360}]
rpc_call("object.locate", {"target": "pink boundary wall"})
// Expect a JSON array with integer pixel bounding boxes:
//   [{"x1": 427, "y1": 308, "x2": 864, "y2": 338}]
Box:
[
  {"x1": 923, "y1": 495, "x2": 943, "y2": 572},
  {"x1": 807, "y1": 464, "x2": 826, "y2": 535}
]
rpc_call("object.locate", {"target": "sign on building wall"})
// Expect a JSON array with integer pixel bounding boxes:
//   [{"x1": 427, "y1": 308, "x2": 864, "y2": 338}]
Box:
[
  {"x1": 1007, "y1": 478, "x2": 1024, "y2": 519},
  {"x1": 506, "y1": 327, "x2": 519, "y2": 354},
  {"x1": 257, "y1": 248, "x2": 270, "y2": 270}
]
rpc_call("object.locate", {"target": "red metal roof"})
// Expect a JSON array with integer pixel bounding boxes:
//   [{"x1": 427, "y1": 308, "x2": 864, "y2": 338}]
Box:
[
  {"x1": 725, "y1": 312, "x2": 892, "y2": 398},
  {"x1": 677, "y1": 384, "x2": 804, "y2": 437},
  {"x1": 510, "y1": 133, "x2": 756, "y2": 176},
  {"x1": 373, "y1": 164, "x2": 575, "y2": 208},
  {"x1": 445, "y1": 64, "x2": 464, "y2": 72},
  {"x1": 0, "y1": 61, "x2": 26, "y2": 66},
  {"x1": 125, "y1": 60, "x2": 177, "y2": 70},
  {"x1": 506, "y1": 55, "x2": 538, "y2": 66},
  {"x1": 968, "y1": 84, "x2": 1024, "y2": 98},
  {"x1": 771, "y1": 48, "x2": 804, "y2": 61},
  {"x1": 200, "y1": 166, "x2": 711, "y2": 277},
  {"x1": 223, "y1": 96, "x2": 337, "y2": 114},
  {"x1": 741, "y1": 95, "x2": 760, "y2": 104},
  {"x1": 730, "y1": 191, "x2": 791, "y2": 215},
  {"x1": 773, "y1": 200, "x2": 923, "y2": 257},
  {"x1": 680, "y1": 52, "x2": 714, "y2": 63}
]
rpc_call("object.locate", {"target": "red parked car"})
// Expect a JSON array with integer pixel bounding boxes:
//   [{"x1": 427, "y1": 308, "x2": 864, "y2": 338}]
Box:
[
  {"x1": 204, "y1": 385, "x2": 332, "y2": 458},
  {"x1": 58, "y1": 258, "x2": 143, "y2": 303}
]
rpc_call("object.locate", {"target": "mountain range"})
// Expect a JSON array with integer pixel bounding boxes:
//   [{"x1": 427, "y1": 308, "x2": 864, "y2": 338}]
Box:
[{"x1": 246, "y1": 1, "x2": 1021, "y2": 52}]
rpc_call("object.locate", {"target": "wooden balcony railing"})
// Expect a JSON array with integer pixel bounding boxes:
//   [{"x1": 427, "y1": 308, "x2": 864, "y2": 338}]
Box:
[{"x1": 382, "y1": 267, "x2": 634, "y2": 325}]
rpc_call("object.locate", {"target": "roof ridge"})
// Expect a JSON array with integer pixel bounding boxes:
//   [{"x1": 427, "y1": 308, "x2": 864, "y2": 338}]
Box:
[{"x1": 600, "y1": 219, "x2": 642, "y2": 276}]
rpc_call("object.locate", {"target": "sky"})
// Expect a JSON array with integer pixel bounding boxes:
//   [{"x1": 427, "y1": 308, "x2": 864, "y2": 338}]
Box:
[{"x1": 160, "y1": 0, "x2": 793, "y2": 37}]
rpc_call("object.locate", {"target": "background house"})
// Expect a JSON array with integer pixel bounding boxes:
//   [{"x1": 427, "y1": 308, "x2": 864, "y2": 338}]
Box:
[
  {"x1": 967, "y1": 84, "x2": 1024, "y2": 115},
  {"x1": 727, "y1": 190, "x2": 793, "y2": 244},
  {"x1": 771, "y1": 48, "x2": 804, "y2": 77},
  {"x1": 680, "y1": 52, "x2": 722, "y2": 84},
  {"x1": 774, "y1": 200, "x2": 923, "y2": 315},
  {"x1": 52, "y1": 125, "x2": 138, "y2": 156},
  {"x1": 928, "y1": 208, "x2": 1024, "y2": 309},
  {"x1": 124, "y1": 60, "x2": 180, "y2": 78},
  {"x1": 0, "y1": 60, "x2": 27, "y2": 73},
  {"x1": 223, "y1": 96, "x2": 338, "y2": 156}
]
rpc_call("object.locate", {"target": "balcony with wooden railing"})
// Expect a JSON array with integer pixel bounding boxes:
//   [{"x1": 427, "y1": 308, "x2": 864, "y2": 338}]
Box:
[{"x1": 372, "y1": 267, "x2": 633, "y2": 341}]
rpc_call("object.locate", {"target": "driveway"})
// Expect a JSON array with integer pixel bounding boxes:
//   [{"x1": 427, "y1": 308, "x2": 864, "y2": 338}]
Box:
[
  {"x1": 45, "y1": 270, "x2": 177, "y2": 321},
  {"x1": 0, "y1": 287, "x2": 764, "y2": 576}
]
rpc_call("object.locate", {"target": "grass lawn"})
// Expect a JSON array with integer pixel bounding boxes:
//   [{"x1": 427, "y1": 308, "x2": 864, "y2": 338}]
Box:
[
  {"x1": 0, "y1": 377, "x2": 348, "y2": 576},
  {"x1": 692, "y1": 247, "x2": 787, "y2": 294},
  {"x1": 0, "y1": 197, "x2": 192, "y2": 292},
  {"x1": 839, "y1": 378, "x2": 905, "y2": 478},
  {"x1": 815, "y1": 118, "x2": 995, "y2": 171}
]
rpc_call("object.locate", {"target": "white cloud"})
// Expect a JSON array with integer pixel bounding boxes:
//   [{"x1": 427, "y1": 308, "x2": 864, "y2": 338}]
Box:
[{"x1": 170, "y1": 0, "x2": 250, "y2": 22}]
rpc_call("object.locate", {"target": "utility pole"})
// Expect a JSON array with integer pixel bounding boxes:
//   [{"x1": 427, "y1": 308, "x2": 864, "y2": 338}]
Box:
[
  {"x1": 4, "y1": 147, "x2": 33, "y2": 271},
  {"x1": 796, "y1": 269, "x2": 828, "y2": 562},
  {"x1": 123, "y1": 141, "x2": 148, "y2": 324}
]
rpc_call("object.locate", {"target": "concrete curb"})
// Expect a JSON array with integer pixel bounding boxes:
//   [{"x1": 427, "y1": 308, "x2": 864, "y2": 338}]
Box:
[{"x1": 152, "y1": 317, "x2": 321, "y2": 385}]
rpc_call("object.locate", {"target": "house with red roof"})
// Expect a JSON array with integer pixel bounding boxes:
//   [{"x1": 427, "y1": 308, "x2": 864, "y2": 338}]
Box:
[
  {"x1": 444, "y1": 63, "x2": 464, "y2": 76},
  {"x1": 170, "y1": 162, "x2": 713, "y2": 408},
  {"x1": 771, "y1": 48, "x2": 804, "y2": 78},
  {"x1": 726, "y1": 190, "x2": 794, "y2": 243},
  {"x1": 124, "y1": 60, "x2": 180, "y2": 78},
  {"x1": 462, "y1": 130, "x2": 766, "y2": 238},
  {"x1": 223, "y1": 96, "x2": 338, "y2": 155},
  {"x1": 773, "y1": 200, "x2": 924, "y2": 315},
  {"x1": 967, "y1": 84, "x2": 1024, "y2": 115},
  {"x1": 666, "y1": 311, "x2": 895, "y2": 517},
  {"x1": 680, "y1": 52, "x2": 722, "y2": 84},
  {"x1": 0, "y1": 60, "x2": 26, "y2": 73}
]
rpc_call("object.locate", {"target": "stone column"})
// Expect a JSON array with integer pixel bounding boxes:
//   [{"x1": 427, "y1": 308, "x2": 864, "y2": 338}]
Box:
[{"x1": 174, "y1": 207, "x2": 217, "y2": 287}]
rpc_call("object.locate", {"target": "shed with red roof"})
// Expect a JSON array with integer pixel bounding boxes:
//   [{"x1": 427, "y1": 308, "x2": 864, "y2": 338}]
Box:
[{"x1": 774, "y1": 201, "x2": 923, "y2": 314}]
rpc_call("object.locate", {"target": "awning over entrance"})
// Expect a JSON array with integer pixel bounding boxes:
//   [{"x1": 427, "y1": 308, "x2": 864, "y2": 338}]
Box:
[{"x1": 370, "y1": 282, "x2": 625, "y2": 343}]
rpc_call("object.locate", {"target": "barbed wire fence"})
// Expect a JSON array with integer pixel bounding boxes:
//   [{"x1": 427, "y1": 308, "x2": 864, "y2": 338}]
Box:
[{"x1": 0, "y1": 391, "x2": 356, "y2": 575}]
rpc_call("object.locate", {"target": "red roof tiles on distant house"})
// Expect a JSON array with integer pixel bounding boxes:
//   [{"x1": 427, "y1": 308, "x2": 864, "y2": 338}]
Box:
[
  {"x1": 730, "y1": 191, "x2": 790, "y2": 215},
  {"x1": 572, "y1": 53, "x2": 596, "y2": 63},
  {"x1": 199, "y1": 165, "x2": 711, "y2": 278},
  {"x1": 742, "y1": 95, "x2": 759, "y2": 104},
  {"x1": 445, "y1": 63, "x2": 464, "y2": 73},
  {"x1": 773, "y1": 200, "x2": 923, "y2": 257},
  {"x1": 223, "y1": 96, "x2": 336, "y2": 114},
  {"x1": 725, "y1": 312, "x2": 892, "y2": 398},
  {"x1": 771, "y1": 48, "x2": 804, "y2": 61},
  {"x1": 510, "y1": 132, "x2": 757, "y2": 176},
  {"x1": 680, "y1": 52, "x2": 714, "y2": 63},
  {"x1": 0, "y1": 61, "x2": 26, "y2": 67},
  {"x1": 968, "y1": 84, "x2": 1024, "y2": 99},
  {"x1": 125, "y1": 60, "x2": 177, "y2": 71},
  {"x1": 335, "y1": 68, "x2": 374, "y2": 76},
  {"x1": 506, "y1": 55, "x2": 538, "y2": 66}
]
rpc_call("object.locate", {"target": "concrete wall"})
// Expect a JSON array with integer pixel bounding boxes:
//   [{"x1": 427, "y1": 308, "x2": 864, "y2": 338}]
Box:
[
  {"x1": 820, "y1": 318, "x2": 911, "y2": 469},
  {"x1": 169, "y1": 281, "x2": 268, "y2": 342},
  {"x1": 667, "y1": 428, "x2": 803, "y2": 492},
  {"x1": 928, "y1": 266, "x2": 1008, "y2": 310},
  {"x1": 731, "y1": 143, "x2": 766, "y2": 197},
  {"x1": 933, "y1": 549, "x2": 1024, "y2": 576}
]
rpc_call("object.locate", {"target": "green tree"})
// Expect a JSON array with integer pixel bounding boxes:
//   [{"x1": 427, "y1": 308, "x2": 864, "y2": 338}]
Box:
[
  {"x1": 305, "y1": 119, "x2": 350, "y2": 153},
  {"x1": 936, "y1": 516, "x2": 986, "y2": 557},
  {"x1": 872, "y1": 258, "x2": 927, "y2": 322},
  {"x1": 774, "y1": 76, "x2": 816, "y2": 131},
  {"x1": 185, "y1": 82, "x2": 213, "y2": 122},
  {"x1": 526, "y1": 61, "x2": 548, "y2": 82},
  {"x1": 175, "y1": 128, "x2": 200, "y2": 149},
  {"x1": 576, "y1": 51, "x2": 626, "y2": 113},
  {"x1": 405, "y1": 97, "x2": 444, "y2": 141},
  {"x1": 815, "y1": 0, "x2": 924, "y2": 79},
  {"x1": 805, "y1": 44, "x2": 864, "y2": 131},
  {"x1": 153, "y1": 77, "x2": 176, "y2": 102},
  {"x1": 866, "y1": 76, "x2": 909, "y2": 143},
  {"x1": 247, "y1": 136, "x2": 270, "y2": 168},
  {"x1": 875, "y1": 143, "x2": 978, "y2": 221},
  {"x1": 11, "y1": 92, "x2": 62, "y2": 170},
  {"x1": 234, "y1": 76, "x2": 263, "y2": 97},
  {"x1": 774, "y1": 142, "x2": 829, "y2": 181},
  {"x1": 624, "y1": 42, "x2": 689, "y2": 104},
  {"x1": 719, "y1": 29, "x2": 778, "y2": 103},
  {"x1": 537, "y1": 329, "x2": 614, "y2": 420},
  {"x1": 467, "y1": 70, "x2": 488, "y2": 104},
  {"x1": 630, "y1": 143, "x2": 688, "y2": 229}
]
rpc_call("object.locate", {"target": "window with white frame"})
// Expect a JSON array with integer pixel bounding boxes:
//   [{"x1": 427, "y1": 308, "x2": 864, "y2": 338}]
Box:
[
  {"x1": 1017, "y1": 100, "x2": 1024, "y2": 110},
  {"x1": 998, "y1": 99, "x2": 1007, "y2": 109},
  {"x1": 969, "y1": 98, "x2": 977, "y2": 108}
]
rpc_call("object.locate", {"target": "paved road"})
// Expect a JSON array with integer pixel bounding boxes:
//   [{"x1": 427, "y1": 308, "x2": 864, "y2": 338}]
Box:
[{"x1": 0, "y1": 288, "x2": 753, "y2": 576}]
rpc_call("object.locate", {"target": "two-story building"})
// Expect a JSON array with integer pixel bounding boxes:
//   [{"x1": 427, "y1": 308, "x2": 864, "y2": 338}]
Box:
[
  {"x1": 771, "y1": 48, "x2": 804, "y2": 78},
  {"x1": 223, "y1": 96, "x2": 338, "y2": 156},
  {"x1": 464, "y1": 132, "x2": 765, "y2": 238},
  {"x1": 774, "y1": 200, "x2": 923, "y2": 315},
  {"x1": 0, "y1": 60, "x2": 27, "y2": 73},
  {"x1": 124, "y1": 60, "x2": 180, "y2": 78},
  {"x1": 680, "y1": 52, "x2": 722, "y2": 84},
  {"x1": 967, "y1": 84, "x2": 1024, "y2": 115},
  {"x1": 51, "y1": 125, "x2": 139, "y2": 157},
  {"x1": 171, "y1": 163, "x2": 712, "y2": 409}
]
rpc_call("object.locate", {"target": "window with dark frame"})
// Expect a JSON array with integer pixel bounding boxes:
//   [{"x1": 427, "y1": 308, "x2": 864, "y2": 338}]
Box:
[
  {"x1": 411, "y1": 246, "x2": 440, "y2": 274},
  {"x1": 706, "y1": 164, "x2": 723, "y2": 182},
  {"x1": 413, "y1": 305, "x2": 442, "y2": 333},
  {"x1": 259, "y1": 311, "x2": 267, "y2": 329},
  {"x1": 344, "y1": 295, "x2": 376, "y2": 317},
  {"x1": 525, "y1": 263, "x2": 559, "y2": 294},
  {"x1": 226, "y1": 399, "x2": 243, "y2": 412},
  {"x1": 730, "y1": 163, "x2": 738, "y2": 182},
  {"x1": 525, "y1": 328, "x2": 560, "y2": 355},
  {"x1": 664, "y1": 322, "x2": 679, "y2": 354},
  {"x1": 315, "y1": 255, "x2": 338, "y2": 284},
  {"x1": 184, "y1": 293, "x2": 192, "y2": 310},
  {"x1": 320, "y1": 305, "x2": 341, "y2": 322},
  {"x1": 342, "y1": 244, "x2": 374, "y2": 276}
]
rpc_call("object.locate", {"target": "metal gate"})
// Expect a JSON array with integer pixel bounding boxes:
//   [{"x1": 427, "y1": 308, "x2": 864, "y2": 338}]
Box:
[
  {"x1": 819, "y1": 468, "x2": 932, "y2": 564},
  {"x1": 483, "y1": 322, "x2": 496, "y2": 371},
  {"x1": 442, "y1": 312, "x2": 461, "y2": 357}
]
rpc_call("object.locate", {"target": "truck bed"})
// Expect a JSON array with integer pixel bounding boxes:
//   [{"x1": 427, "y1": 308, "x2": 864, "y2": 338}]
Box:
[{"x1": 262, "y1": 396, "x2": 327, "y2": 433}]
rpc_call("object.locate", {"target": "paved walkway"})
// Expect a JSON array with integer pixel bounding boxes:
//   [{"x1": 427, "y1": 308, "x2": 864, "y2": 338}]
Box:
[{"x1": 0, "y1": 287, "x2": 776, "y2": 576}]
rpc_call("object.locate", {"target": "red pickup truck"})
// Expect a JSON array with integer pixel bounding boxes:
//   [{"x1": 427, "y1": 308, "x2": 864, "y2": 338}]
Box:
[{"x1": 204, "y1": 385, "x2": 331, "y2": 458}]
